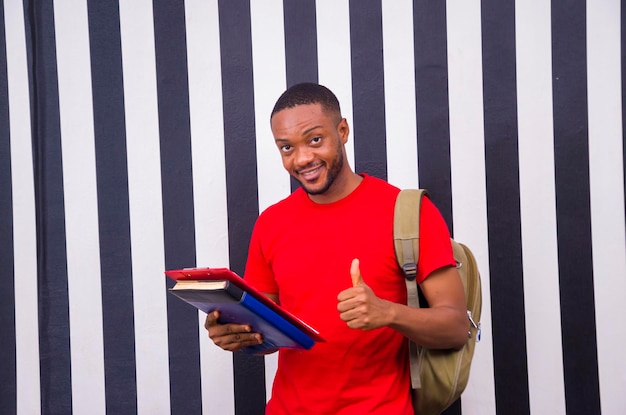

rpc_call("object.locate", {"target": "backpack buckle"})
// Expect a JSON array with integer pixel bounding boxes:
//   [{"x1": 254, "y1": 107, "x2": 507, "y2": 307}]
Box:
[
  {"x1": 467, "y1": 310, "x2": 481, "y2": 342},
  {"x1": 402, "y1": 263, "x2": 417, "y2": 281}
]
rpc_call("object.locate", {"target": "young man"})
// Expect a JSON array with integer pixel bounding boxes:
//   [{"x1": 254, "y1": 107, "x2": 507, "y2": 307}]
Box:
[{"x1": 205, "y1": 83, "x2": 469, "y2": 414}]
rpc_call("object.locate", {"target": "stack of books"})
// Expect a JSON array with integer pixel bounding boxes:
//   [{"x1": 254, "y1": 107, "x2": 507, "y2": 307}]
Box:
[{"x1": 166, "y1": 267, "x2": 324, "y2": 354}]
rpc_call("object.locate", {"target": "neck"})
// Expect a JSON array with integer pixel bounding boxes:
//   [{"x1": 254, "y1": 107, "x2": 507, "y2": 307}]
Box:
[{"x1": 308, "y1": 171, "x2": 363, "y2": 204}]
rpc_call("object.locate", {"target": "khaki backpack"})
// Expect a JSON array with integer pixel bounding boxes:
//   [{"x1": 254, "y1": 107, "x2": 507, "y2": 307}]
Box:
[{"x1": 393, "y1": 189, "x2": 482, "y2": 415}]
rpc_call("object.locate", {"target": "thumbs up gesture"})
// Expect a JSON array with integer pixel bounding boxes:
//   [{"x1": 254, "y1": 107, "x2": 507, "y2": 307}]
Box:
[
  {"x1": 337, "y1": 259, "x2": 391, "y2": 330},
  {"x1": 350, "y1": 258, "x2": 364, "y2": 287}
]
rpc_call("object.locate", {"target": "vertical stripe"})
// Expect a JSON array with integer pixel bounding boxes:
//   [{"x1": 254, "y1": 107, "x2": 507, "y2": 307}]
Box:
[
  {"x1": 184, "y1": 1, "x2": 235, "y2": 413},
  {"x1": 316, "y1": 0, "x2": 354, "y2": 166},
  {"x1": 349, "y1": 0, "x2": 387, "y2": 179},
  {"x1": 86, "y1": 0, "x2": 138, "y2": 412},
  {"x1": 218, "y1": 1, "x2": 267, "y2": 414},
  {"x1": 54, "y1": 1, "x2": 107, "y2": 413},
  {"x1": 413, "y1": 0, "x2": 453, "y2": 226},
  {"x1": 446, "y1": 1, "x2": 496, "y2": 414},
  {"x1": 283, "y1": 0, "x2": 318, "y2": 86},
  {"x1": 25, "y1": 0, "x2": 73, "y2": 412},
  {"x1": 119, "y1": 0, "x2": 171, "y2": 412},
  {"x1": 5, "y1": 1, "x2": 41, "y2": 412},
  {"x1": 250, "y1": 0, "x2": 286, "y2": 397},
  {"x1": 551, "y1": 1, "x2": 601, "y2": 414},
  {"x1": 414, "y1": 0, "x2": 460, "y2": 404},
  {"x1": 152, "y1": 2, "x2": 202, "y2": 414},
  {"x1": 515, "y1": 0, "x2": 566, "y2": 413},
  {"x1": 416, "y1": 2, "x2": 458, "y2": 412},
  {"x1": 251, "y1": 0, "x2": 289, "y2": 213},
  {"x1": 283, "y1": 0, "x2": 318, "y2": 192},
  {"x1": 481, "y1": 2, "x2": 530, "y2": 414},
  {"x1": 382, "y1": 0, "x2": 419, "y2": 190},
  {"x1": 586, "y1": 1, "x2": 626, "y2": 413},
  {"x1": 0, "y1": 2, "x2": 16, "y2": 413}
]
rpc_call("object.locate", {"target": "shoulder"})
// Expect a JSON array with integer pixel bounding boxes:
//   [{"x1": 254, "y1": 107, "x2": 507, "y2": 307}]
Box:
[
  {"x1": 253, "y1": 188, "x2": 314, "y2": 234},
  {"x1": 358, "y1": 174, "x2": 401, "y2": 199},
  {"x1": 258, "y1": 187, "x2": 305, "y2": 218},
  {"x1": 363, "y1": 173, "x2": 399, "y2": 191}
]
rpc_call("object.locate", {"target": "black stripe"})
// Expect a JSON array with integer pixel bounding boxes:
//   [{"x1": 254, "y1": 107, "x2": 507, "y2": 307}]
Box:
[
  {"x1": 0, "y1": 3, "x2": 17, "y2": 413},
  {"x1": 412, "y1": 0, "x2": 453, "y2": 230},
  {"x1": 413, "y1": 3, "x2": 458, "y2": 409},
  {"x1": 25, "y1": 0, "x2": 72, "y2": 412},
  {"x1": 283, "y1": 0, "x2": 318, "y2": 87},
  {"x1": 152, "y1": 2, "x2": 202, "y2": 414},
  {"x1": 481, "y1": 1, "x2": 530, "y2": 414},
  {"x1": 413, "y1": 3, "x2": 459, "y2": 412},
  {"x1": 349, "y1": 0, "x2": 387, "y2": 181},
  {"x1": 551, "y1": 1, "x2": 601, "y2": 414},
  {"x1": 283, "y1": 0, "x2": 318, "y2": 192},
  {"x1": 218, "y1": 1, "x2": 267, "y2": 414},
  {"x1": 412, "y1": 16, "x2": 458, "y2": 409},
  {"x1": 86, "y1": 1, "x2": 138, "y2": 412}
]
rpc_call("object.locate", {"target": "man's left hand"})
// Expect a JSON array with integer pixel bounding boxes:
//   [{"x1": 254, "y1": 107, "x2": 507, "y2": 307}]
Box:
[{"x1": 337, "y1": 258, "x2": 393, "y2": 330}]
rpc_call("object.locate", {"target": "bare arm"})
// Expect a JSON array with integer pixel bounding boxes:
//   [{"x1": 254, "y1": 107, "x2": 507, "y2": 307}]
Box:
[
  {"x1": 337, "y1": 259, "x2": 469, "y2": 349},
  {"x1": 388, "y1": 266, "x2": 469, "y2": 349}
]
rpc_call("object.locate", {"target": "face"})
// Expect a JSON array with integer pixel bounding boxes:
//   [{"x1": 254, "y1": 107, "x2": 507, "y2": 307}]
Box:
[{"x1": 271, "y1": 103, "x2": 350, "y2": 198}]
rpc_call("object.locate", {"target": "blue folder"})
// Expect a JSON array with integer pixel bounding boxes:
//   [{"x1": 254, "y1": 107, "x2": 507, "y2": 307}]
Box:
[{"x1": 166, "y1": 267, "x2": 324, "y2": 354}]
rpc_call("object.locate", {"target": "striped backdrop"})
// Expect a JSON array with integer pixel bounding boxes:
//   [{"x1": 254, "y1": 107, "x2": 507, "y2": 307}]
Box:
[{"x1": 1, "y1": 0, "x2": 625, "y2": 414}]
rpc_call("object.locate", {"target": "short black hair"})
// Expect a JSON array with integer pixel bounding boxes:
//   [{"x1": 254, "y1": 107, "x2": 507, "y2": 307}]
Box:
[{"x1": 271, "y1": 83, "x2": 341, "y2": 120}]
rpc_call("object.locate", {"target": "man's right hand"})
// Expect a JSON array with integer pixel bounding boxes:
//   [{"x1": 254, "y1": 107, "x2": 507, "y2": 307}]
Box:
[{"x1": 204, "y1": 311, "x2": 263, "y2": 352}]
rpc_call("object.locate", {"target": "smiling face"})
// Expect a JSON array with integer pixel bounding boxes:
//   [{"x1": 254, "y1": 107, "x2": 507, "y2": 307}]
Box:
[{"x1": 271, "y1": 103, "x2": 355, "y2": 203}]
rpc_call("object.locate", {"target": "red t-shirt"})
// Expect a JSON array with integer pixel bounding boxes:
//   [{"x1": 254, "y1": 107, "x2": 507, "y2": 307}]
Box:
[{"x1": 245, "y1": 174, "x2": 455, "y2": 415}]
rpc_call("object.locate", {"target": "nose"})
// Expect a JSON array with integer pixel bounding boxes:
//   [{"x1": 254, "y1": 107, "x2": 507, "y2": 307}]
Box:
[{"x1": 294, "y1": 146, "x2": 314, "y2": 167}]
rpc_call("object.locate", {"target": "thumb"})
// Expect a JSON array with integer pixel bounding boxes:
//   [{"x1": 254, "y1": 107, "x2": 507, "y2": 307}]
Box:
[{"x1": 350, "y1": 258, "x2": 363, "y2": 287}]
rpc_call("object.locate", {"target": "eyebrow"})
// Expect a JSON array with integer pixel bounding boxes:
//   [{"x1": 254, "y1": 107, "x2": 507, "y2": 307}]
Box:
[
  {"x1": 302, "y1": 125, "x2": 323, "y2": 135},
  {"x1": 274, "y1": 125, "x2": 324, "y2": 143}
]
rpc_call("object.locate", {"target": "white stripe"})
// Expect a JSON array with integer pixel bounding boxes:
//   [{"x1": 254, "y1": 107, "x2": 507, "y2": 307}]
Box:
[
  {"x1": 382, "y1": 0, "x2": 419, "y2": 189},
  {"x1": 446, "y1": 1, "x2": 497, "y2": 414},
  {"x1": 5, "y1": 0, "x2": 42, "y2": 413},
  {"x1": 250, "y1": 0, "x2": 287, "y2": 397},
  {"x1": 250, "y1": 0, "x2": 289, "y2": 213},
  {"x1": 184, "y1": 1, "x2": 235, "y2": 413},
  {"x1": 517, "y1": 0, "x2": 568, "y2": 409},
  {"x1": 586, "y1": 1, "x2": 626, "y2": 413},
  {"x1": 516, "y1": 1, "x2": 567, "y2": 414},
  {"x1": 53, "y1": 1, "x2": 106, "y2": 413},
  {"x1": 119, "y1": 1, "x2": 171, "y2": 413},
  {"x1": 316, "y1": 0, "x2": 355, "y2": 168}
]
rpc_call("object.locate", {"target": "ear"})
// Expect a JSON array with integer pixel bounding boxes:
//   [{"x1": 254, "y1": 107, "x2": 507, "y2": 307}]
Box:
[{"x1": 337, "y1": 118, "x2": 350, "y2": 144}]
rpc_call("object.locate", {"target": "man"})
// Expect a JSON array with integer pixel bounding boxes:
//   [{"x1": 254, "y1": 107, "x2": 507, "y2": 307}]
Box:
[{"x1": 205, "y1": 83, "x2": 469, "y2": 414}]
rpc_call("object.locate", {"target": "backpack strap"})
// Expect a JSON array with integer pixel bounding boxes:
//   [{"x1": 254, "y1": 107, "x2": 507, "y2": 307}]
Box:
[{"x1": 393, "y1": 189, "x2": 428, "y2": 390}]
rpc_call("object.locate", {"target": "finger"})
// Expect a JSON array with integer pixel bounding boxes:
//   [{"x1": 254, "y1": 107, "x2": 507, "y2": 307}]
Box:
[
  {"x1": 351, "y1": 258, "x2": 363, "y2": 287},
  {"x1": 210, "y1": 323, "x2": 263, "y2": 350},
  {"x1": 204, "y1": 311, "x2": 220, "y2": 330},
  {"x1": 215, "y1": 332, "x2": 263, "y2": 352}
]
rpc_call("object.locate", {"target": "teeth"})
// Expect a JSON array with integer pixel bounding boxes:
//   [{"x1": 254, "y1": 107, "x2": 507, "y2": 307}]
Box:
[{"x1": 300, "y1": 165, "x2": 322, "y2": 180}]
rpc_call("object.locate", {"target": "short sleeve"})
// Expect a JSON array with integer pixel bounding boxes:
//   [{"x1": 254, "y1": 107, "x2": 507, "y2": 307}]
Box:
[
  {"x1": 243, "y1": 216, "x2": 279, "y2": 295},
  {"x1": 416, "y1": 197, "x2": 457, "y2": 283}
]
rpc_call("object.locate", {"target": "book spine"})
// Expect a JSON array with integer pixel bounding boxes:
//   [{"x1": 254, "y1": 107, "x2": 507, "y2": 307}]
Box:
[
  {"x1": 240, "y1": 293, "x2": 315, "y2": 349},
  {"x1": 223, "y1": 280, "x2": 244, "y2": 300}
]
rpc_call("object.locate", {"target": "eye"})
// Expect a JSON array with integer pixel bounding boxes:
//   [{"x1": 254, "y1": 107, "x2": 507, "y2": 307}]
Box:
[
  {"x1": 280, "y1": 144, "x2": 292, "y2": 153},
  {"x1": 310, "y1": 136, "x2": 322, "y2": 145}
]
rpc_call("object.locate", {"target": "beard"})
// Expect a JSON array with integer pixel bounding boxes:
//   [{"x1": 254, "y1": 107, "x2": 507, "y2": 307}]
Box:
[{"x1": 296, "y1": 143, "x2": 345, "y2": 196}]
